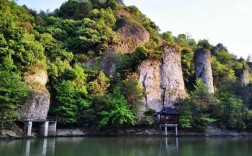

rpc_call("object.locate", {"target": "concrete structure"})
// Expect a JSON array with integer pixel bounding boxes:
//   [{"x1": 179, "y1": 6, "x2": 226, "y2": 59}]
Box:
[
  {"x1": 26, "y1": 121, "x2": 32, "y2": 137},
  {"x1": 25, "y1": 119, "x2": 57, "y2": 137}
]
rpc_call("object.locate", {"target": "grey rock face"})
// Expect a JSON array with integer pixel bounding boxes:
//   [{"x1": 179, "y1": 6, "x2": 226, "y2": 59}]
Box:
[
  {"x1": 240, "y1": 69, "x2": 249, "y2": 85},
  {"x1": 139, "y1": 60, "x2": 162, "y2": 111},
  {"x1": 101, "y1": 50, "x2": 117, "y2": 75},
  {"x1": 139, "y1": 46, "x2": 187, "y2": 112},
  {"x1": 19, "y1": 91, "x2": 50, "y2": 121},
  {"x1": 101, "y1": 17, "x2": 150, "y2": 75},
  {"x1": 19, "y1": 70, "x2": 50, "y2": 121},
  {"x1": 115, "y1": 18, "x2": 150, "y2": 54},
  {"x1": 161, "y1": 47, "x2": 187, "y2": 107},
  {"x1": 194, "y1": 48, "x2": 214, "y2": 93}
]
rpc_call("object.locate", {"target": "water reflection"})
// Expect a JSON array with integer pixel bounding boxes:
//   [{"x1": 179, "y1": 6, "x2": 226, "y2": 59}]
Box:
[
  {"x1": 0, "y1": 137, "x2": 178, "y2": 156},
  {"x1": 23, "y1": 138, "x2": 55, "y2": 156},
  {"x1": 0, "y1": 138, "x2": 55, "y2": 156},
  {"x1": 1, "y1": 137, "x2": 252, "y2": 156}
]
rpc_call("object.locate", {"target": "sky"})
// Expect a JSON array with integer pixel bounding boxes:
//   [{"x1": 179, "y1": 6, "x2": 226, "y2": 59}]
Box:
[{"x1": 17, "y1": 0, "x2": 252, "y2": 59}]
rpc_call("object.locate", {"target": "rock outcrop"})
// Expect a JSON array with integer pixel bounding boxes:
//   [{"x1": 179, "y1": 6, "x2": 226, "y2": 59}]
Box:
[
  {"x1": 139, "y1": 46, "x2": 187, "y2": 112},
  {"x1": 102, "y1": 14, "x2": 150, "y2": 75},
  {"x1": 139, "y1": 60, "x2": 162, "y2": 111},
  {"x1": 24, "y1": 70, "x2": 48, "y2": 86},
  {"x1": 19, "y1": 70, "x2": 50, "y2": 121},
  {"x1": 114, "y1": 17, "x2": 150, "y2": 53},
  {"x1": 240, "y1": 69, "x2": 249, "y2": 85},
  {"x1": 194, "y1": 48, "x2": 214, "y2": 93}
]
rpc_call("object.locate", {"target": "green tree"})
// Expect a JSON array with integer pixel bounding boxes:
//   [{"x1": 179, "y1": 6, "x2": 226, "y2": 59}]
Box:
[
  {"x1": 52, "y1": 80, "x2": 90, "y2": 126},
  {"x1": 88, "y1": 71, "x2": 110, "y2": 99},
  {"x1": 0, "y1": 69, "x2": 29, "y2": 129},
  {"x1": 99, "y1": 86, "x2": 136, "y2": 127},
  {"x1": 215, "y1": 92, "x2": 245, "y2": 129},
  {"x1": 162, "y1": 31, "x2": 175, "y2": 45},
  {"x1": 211, "y1": 56, "x2": 236, "y2": 87},
  {"x1": 197, "y1": 39, "x2": 211, "y2": 49},
  {"x1": 177, "y1": 79, "x2": 217, "y2": 129},
  {"x1": 57, "y1": 0, "x2": 80, "y2": 19},
  {"x1": 121, "y1": 73, "x2": 144, "y2": 113},
  {"x1": 181, "y1": 48, "x2": 195, "y2": 91}
]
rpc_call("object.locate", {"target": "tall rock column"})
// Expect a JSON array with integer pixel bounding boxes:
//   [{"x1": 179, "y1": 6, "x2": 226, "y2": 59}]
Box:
[
  {"x1": 240, "y1": 67, "x2": 249, "y2": 85},
  {"x1": 161, "y1": 46, "x2": 187, "y2": 107},
  {"x1": 139, "y1": 46, "x2": 187, "y2": 112},
  {"x1": 194, "y1": 48, "x2": 214, "y2": 93},
  {"x1": 139, "y1": 60, "x2": 162, "y2": 111}
]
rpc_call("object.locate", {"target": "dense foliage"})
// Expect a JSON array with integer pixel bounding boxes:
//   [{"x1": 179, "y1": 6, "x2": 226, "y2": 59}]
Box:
[{"x1": 1, "y1": 0, "x2": 252, "y2": 131}]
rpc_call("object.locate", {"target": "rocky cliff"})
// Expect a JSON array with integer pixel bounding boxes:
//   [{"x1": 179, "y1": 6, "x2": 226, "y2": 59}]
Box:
[
  {"x1": 102, "y1": 11, "x2": 150, "y2": 75},
  {"x1": 240, "y1": 69, "x2": 249, "y2": 85},
  {"x1": 114, "y1": 17, "x2": 150, "y2": 54},
  {"x1": 139, "y1": 46, "x2": 187, "y2": 112},
  {"x1": 194, "y1": 48, "x2": 214, "y2": 93},
  {"x1": 18, "y1": 70, "x2": 50, "y2": 121}
]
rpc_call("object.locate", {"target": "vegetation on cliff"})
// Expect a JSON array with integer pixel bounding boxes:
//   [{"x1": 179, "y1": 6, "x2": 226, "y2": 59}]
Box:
[{"x1": 0, "y1": 0, "x2": 252, "y2": 130}]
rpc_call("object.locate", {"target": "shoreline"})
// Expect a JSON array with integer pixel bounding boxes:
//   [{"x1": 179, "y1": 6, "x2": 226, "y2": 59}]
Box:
[{"x1": 1, "y1": 128, "x2": 252, "y2": 139}]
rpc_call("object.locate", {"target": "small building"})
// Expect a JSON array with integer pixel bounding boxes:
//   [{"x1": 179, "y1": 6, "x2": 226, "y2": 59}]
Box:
[
  {"x1": 158, "y1": 107, "x2": 179, "y2": 136},
  {"x1": 158, "y1": 107, "x2": 179, "y2": 124}
]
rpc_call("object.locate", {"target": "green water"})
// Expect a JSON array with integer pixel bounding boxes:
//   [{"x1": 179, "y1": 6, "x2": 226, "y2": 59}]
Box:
[{"x1": 0, "y1": 137, "x2": 252, "y2": 156}]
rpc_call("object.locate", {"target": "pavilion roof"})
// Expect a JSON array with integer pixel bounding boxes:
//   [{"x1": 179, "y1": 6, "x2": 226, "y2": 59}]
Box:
[{"x1": 157, "y1": 107, "x2": 180, "y2": 115}]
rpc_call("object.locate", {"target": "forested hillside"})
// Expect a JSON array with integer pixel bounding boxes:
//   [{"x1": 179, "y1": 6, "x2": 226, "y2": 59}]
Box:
[{"x1": 1, "y1": 0, "x2": 252, "y2": 130}]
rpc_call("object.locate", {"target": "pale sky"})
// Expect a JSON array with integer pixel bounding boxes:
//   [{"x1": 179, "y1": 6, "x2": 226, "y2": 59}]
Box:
[{"x1": 17, "y1": 0, "x2": 252, "y2": 59}]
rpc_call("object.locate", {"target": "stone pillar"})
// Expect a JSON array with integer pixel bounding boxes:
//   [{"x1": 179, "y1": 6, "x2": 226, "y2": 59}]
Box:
[
  {"x1": 40, "y1": 122, "x2": 49, "y2": 137},
  {"x1": 161, "y1": 47, "x2": 187, "y2": 107},
  {"x1": 241, "y1": 69, "x2": 249, "y2": 85},
  {"x1": 48, "y1": 122, "x2": 57, "y2": 136},
  {"x1": 194, "y1": 48, "x2": 214, "y2": 93},
  {"x1": 27, "y1": 121, "x2": 32, "y2": 137}
]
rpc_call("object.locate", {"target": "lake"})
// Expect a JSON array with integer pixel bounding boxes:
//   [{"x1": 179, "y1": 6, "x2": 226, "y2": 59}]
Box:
[{"x1": 0, "y1": 137, "x2": 252, "y2": 156}]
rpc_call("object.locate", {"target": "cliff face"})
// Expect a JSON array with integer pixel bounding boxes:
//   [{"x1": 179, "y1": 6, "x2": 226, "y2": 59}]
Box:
[
  {"x1": 139, "y1": 46, "x2": 187, "y2": 112},
  {"x1": 194, "y1": 48, "x2": 214, "y2": 93},
  {"x1": 114, "y1": 17, "x2": 150, "y2": 54},
  {"x1": 161, "y1": 47, "x2": 187, "y2": 107},
  {"x1": 139, "y1": 60, "x2": 162, "y2": 111},
  {"x1": 19, "y1": 70, "x2": 50, "y2": 121},
  {"x1": 102, "y1": 13, "x2": 150, "y2": 75},
  {"x1": 241, "y1": 69, "x2": 249, "y2": 85}
]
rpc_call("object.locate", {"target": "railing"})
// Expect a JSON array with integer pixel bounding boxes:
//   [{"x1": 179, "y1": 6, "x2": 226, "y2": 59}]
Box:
[
  {"x1": 159, "y1": 119, "x2": 178, "y2": 124},
  {"x1": 18, "y1": 116, "x2": 57, "y2": 122},
  {"x1": 46, "y1": 116, "x2": 57, "y2": 122}
]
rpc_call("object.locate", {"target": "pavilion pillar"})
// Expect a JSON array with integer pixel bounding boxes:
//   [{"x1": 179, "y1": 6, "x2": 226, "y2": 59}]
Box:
[{"x1": 175, "y1": 125, "x2": 178, "y2": 136}]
